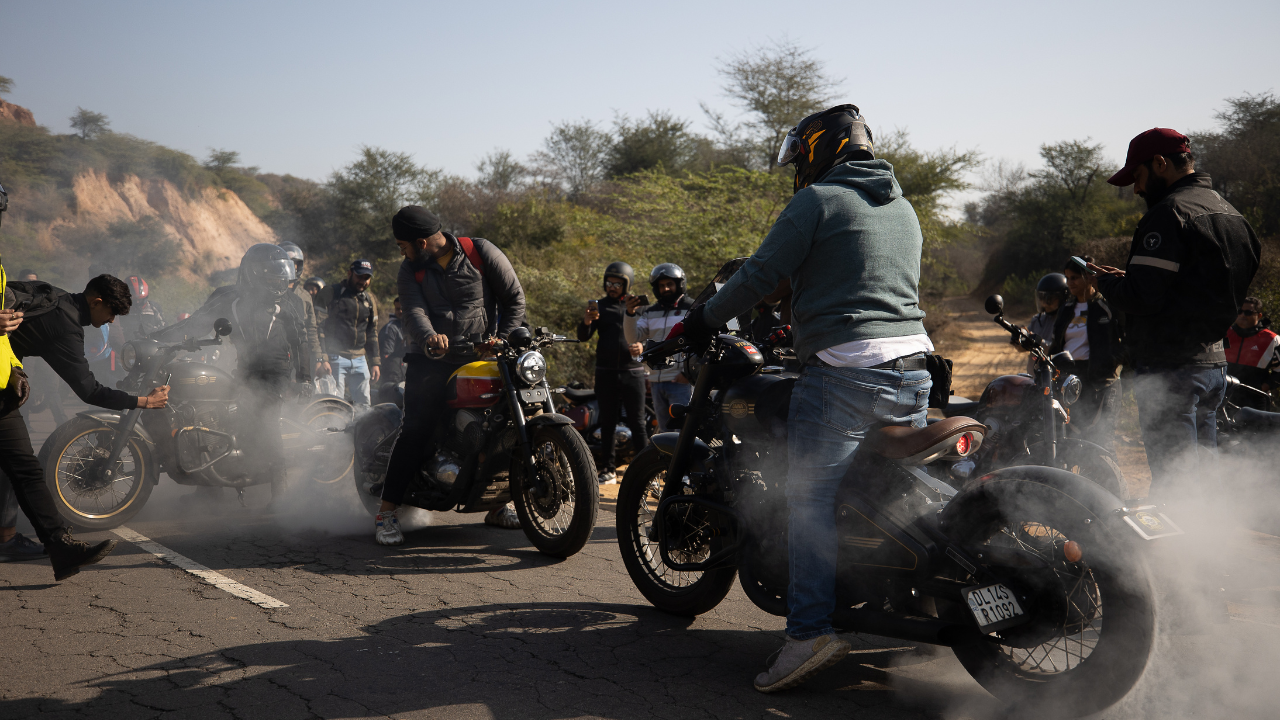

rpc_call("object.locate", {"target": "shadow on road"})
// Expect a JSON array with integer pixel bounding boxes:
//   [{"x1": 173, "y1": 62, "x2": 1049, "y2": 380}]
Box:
[{"x1": 0, "y1": 601, "x2": 998, "y2": 720}]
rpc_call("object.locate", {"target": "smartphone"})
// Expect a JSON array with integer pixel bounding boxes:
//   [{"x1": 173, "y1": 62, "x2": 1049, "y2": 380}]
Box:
[
  {"x1": 635, "y1": 294, "x2": 650, "y2": 306},
  {"x1": 587, "y1": 300, "x2": 598, "y2": 311},
  {"x1": 1068, "y1": 256, "x2": 1094, "y2": 276}
]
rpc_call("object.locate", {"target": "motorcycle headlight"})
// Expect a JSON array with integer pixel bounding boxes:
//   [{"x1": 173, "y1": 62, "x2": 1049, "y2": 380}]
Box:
[
  {"x1": 516, "y1": 351, "x2": 547, "y2": 385},
  {"x1": 121, "y1": 342, "x2": 138, "y2": 371},
  {"x1": 1059, "y1": 374, "x2": 1082, "y2": 405}
]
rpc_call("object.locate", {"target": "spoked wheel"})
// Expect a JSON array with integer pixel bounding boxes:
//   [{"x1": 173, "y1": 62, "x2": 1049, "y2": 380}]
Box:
[
  {"x1": 1030, "y1": 440, "x2": 1129, "y2": 501},
  {"x1": 512, "y1": 424, "x2": 598, "y2": 558},
  {"x1": 615, "y1": 445, "x2": 736, "y2": 616},
  {"x1": 298, "y1": 398, "x2": 355, "y2": 484},
  {"x1": 942, "y1": 476, "x2": 1155, "y2": 716},
  {"x1": 41, "y1": 417, "x2": 153, "y2": 530}
]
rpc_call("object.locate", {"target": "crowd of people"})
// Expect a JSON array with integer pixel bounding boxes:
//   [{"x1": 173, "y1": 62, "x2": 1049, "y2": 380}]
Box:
[{"x1": 0, "y1": 108, "x2": 1269, "y2": 694}]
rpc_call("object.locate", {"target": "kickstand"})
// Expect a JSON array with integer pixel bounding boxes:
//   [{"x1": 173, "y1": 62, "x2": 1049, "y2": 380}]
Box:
[{"x1": 236, "y1": 488, "x2": 247, "y2": 507}]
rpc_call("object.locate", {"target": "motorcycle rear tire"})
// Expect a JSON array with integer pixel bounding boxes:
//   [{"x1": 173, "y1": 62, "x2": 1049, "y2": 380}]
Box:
[
  {"x1": 512, "y1": 424, "x2": 598, "y2": 558},
  {"x1": 615, "y1": 445, "x2": 737, "y2": 617},
  {"x1": 40, "y1": 417, "x2": 154, "y2": 531},
  {"x1": 942, "y1": 474, "x2": 1155, "y2": 716}
]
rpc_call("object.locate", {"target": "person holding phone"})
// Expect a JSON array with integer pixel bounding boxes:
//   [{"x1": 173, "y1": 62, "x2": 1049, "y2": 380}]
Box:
[
  {"x1": 577, "y1": 261, "x2": 648, "y2": 484},
  {"x1": 1092, "y1": 127, "x2": 1260, "y2": 499},
  {"x1": 624, "y1": 263, "x2": 694, "y2": 431},
  {"x1": 1050, "y1": 255, "x2": 1123, "y2": 450}
]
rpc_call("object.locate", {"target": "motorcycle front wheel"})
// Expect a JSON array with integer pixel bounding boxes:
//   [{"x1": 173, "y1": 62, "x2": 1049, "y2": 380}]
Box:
[
  {"x1": 40, "y1": 417, "x2": 154, "y2": 530},
  {"x1": 615, "y1": 445, "x2": 737, "y2": 616},
  {"x1": 512, "y1": 424, "x2": 598, "y2": 558},
  {"x1": 942, "y1": 475, "x2": 1155, "y2": 716}
]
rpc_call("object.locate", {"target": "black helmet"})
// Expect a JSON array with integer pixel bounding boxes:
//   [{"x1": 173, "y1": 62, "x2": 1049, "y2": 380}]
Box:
[
  {"x1": 237, "y1": 244, "x2": 296, "y2": 297},
  {"x1": 304, "y1": 276, "x2": 325, "y2": 292},
  {"x1": 777, "y1": 104, "x2": 874, "y2": 194},
  {"x1": 1034, "y1": 273, "x2": 1069, "y2": 311},
  {"x1": 649, "y1": 263, "x2": 686, "y2": 297},
  {"x1": 603, "y1": 261, "x2": 634, "y2": 293},
  {"x1": 278, "y1": 241, "x2": 304, "y2": 273}
]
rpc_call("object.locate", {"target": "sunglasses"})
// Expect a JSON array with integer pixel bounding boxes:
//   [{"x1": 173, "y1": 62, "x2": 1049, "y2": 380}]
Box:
[
  {"x1": 604, "y1": 280, "x2": 625, "y2": 289},
  {"x1": 1240, "y1": 310, "x2": 1259, "y2": 317}
]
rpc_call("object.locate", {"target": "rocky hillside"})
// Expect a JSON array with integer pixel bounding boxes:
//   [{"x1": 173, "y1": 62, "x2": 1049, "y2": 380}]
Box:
[
  {"x1": 66, "y1": 169, "x2": 276, "y2": 279},
  {"x1": 0, "y1": 99, "x2": 36, "y2": 127}
]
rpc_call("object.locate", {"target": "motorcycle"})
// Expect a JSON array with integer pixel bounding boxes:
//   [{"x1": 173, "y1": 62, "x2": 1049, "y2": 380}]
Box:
[
  {"x1": 556, "y1": 381, "x2": 657, "y2": 467},
  {"x1": 38, "y1": 318, "x2": 356, "y2": 529},
  {"x1": 350, "y1": 327, "x2": 598, "y2": 558},
  {"x1": 940, "y1": 294, "x2": 1127, "y2": 500},
  {"x1": 615, "y1": 260, "x2": 1170, "y2": 716},
  {"x1": 1218, "y1": 375, "x2": 1280, "y2": 454}
]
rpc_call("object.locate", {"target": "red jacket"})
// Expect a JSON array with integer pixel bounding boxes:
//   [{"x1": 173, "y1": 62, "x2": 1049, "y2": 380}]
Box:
[{"x1": 1225, "y1": 324, "x2": 1280, "y2": 389}]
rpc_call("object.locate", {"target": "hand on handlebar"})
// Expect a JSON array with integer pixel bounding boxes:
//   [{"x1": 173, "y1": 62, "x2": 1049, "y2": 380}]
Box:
[
  {"x1": 139, "y1": 385, "x2": 170, "y2": 409},
  {"x1": 426, "y1": 333, "x2": 450, "y2": 357}
]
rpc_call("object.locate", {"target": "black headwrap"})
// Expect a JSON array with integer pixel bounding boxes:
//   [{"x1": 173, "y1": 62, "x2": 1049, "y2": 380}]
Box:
[{"x1": 392, "y1": 206, "x2": 442, "y2": 241}]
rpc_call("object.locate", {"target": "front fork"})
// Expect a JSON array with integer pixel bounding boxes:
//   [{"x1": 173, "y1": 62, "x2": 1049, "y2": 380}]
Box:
[
  {"x1": 500, "y1": 361, "x2": 545, "y2": 497},
  {"x1": 101, "y1": 368, "x2": 166, "y2": 482},
  {"x1": 661, "y1": 346, "x2": 718, "y2": 495},
  {"x1": 1036, "y1": 360, "x2": 1057, "y2": 465}
]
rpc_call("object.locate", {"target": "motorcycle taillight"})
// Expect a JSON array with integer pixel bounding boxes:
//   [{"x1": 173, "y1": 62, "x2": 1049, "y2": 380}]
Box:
[{"x1": 955, "y1": 432, "x2": 973, "y2": 456}]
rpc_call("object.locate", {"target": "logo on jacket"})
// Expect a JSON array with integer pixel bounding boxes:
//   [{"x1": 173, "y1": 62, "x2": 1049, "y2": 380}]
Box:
[{"x1": 1143, "y1": 232, "x2": 1162, "y2": 250}]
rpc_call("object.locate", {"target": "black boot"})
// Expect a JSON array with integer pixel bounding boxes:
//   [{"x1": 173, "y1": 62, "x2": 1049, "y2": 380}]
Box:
[{"x1": 47, "y1": 532, "x2": 117, "y2": 582}]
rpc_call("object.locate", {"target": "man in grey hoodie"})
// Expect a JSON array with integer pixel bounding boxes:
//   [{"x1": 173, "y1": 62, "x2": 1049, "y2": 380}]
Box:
[{"x1": 680, "y1": 105, "x2": 933, "y2": 692}]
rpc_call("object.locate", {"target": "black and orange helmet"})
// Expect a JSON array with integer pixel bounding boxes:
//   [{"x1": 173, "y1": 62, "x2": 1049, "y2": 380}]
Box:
[
  {"x1": 127, "y1": 275, "x2": 149, "y2": 300},
  {"x1": 777, "y1": 104, "x2": 874, "y2": 193}
]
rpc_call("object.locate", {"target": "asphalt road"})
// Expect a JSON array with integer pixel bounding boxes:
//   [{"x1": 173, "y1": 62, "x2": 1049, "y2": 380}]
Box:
[{"x1": 3, "y1": 405, "x2": 1279, "y2": 719}]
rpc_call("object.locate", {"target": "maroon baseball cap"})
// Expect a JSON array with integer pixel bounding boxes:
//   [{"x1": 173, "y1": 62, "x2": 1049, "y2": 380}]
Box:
[{"x1": 1107, "y1": 128, "x2": 1191, "y2": 187}]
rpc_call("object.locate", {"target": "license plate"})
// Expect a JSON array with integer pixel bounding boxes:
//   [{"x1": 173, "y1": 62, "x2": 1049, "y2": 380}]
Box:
[
  {"x1": 1121, "y1": 506, "x2": 1183, "y2": 540},
  {"x1": 965, "y1": 583, "x2": 1026, "y2": 632},
  {"x1": 519, "y1": 388, "x2": 548, "y2": 405}
]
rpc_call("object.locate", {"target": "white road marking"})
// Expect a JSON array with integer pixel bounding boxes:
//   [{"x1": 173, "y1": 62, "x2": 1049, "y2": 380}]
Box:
[{"x1": 112, "y1": 526, "x2": 288, "y2": 609}]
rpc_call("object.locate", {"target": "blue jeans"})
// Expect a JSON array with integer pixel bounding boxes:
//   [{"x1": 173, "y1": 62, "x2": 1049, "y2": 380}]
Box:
[
  {"x1": 651, "y1": 381, "x2": 693, "y2": 432},
  {"x1": 332, "y1": 355, "x2": 372, "y2": 406},
  {"x1": 785, "y1": 364, "x2": 931, "y2": 640},
  {"x1": 1132, "y1": 365, "x2": 1227, "y2": 499}
]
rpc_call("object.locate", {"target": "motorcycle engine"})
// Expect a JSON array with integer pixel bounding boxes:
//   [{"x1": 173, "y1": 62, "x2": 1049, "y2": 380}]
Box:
[
  {"x1": 444, "y1": 408, "x2": 488, "y2": 458},
  {"x1": 172, "y1": 401, "x2": 238, "y2": 474}
]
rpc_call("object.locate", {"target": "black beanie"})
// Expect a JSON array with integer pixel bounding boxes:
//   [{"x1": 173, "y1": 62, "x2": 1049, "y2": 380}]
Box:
[{"x1": 392, "y1": 206, "x2": 442, "y2": 241}]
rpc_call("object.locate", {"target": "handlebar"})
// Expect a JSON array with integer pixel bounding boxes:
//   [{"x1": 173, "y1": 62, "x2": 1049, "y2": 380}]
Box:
[{"x1": 640, "y1": 334, "x2": 692, "y2": 364}]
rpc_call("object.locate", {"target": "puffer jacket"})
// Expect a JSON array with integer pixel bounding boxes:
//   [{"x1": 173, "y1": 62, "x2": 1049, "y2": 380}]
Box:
[{"x1": 397, "y1": 234, "x2": 526, "y2": 363}]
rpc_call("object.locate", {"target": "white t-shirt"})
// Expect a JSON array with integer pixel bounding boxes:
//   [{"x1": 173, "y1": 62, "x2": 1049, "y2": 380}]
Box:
[
  {"x1": 1062, "y1": 302, "x2": 1089, "y2": 360},
  {"x1": 816, "y1": 334, "x2": 935, "y2": 368}
]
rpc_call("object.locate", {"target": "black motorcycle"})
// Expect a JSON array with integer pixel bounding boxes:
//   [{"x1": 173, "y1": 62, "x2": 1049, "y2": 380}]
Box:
[
  {"x1": 38, "y1": 318, "x2": 355, "y2": 529},
  {"x1": 615, "y1": 261, "x2": 1171, "y2": 716},
  {"x1": 556, "y1": 382, "x2": 657, "y2": 467},
  {"x1": 1218, "y1": 375, "x2": 1280, "y2": 454},
  {"x1": 350, "y1": 327, "x2": 598, "y2": 558},
  {"x1": 940, "y1": 295, "x2": 1127, "y2": 500}
]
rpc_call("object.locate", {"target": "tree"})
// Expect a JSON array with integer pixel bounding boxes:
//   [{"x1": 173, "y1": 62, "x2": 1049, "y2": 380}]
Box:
[
  {"x1": 327, "y1": 146, "x2": 441, "y2": 270},
  {"x1": 69, "y1": 107, "x2": 110, "y2": 140},
  {"x1": 203, "y1": 148, "x2": 241, "y2": 173},
  {"x1": 604, "y1": 111, "x2": 707, "y2": 178},
  {"x1": 707, "y1": 39, "x2": 841, "y2": 169},
  {"x1": 476, "y1": 149, "x2": 527, "y2": 193},
  {"x1": 529, "y1": 120, "x2": 611, "y2": 198},
  {"x1": 1194, "y1": 91, "x2": 1280, "y2": 237},
  {"x1": 0, "y1": 75, "x2": 13, "y2": 96}
]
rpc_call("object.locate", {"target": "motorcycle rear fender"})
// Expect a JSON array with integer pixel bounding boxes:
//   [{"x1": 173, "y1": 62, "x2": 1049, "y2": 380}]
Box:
[
  {"x1": 939, "y1": 465, "x2": 1136, "y2": 543},
  {"x1": 74, "y1": 410, "x2": 161, "y2": 483},
  {"x1": 526, "y1": 413, "x2": 574, "y2": 428},
  {"x1": 649, "y1": 431, "x2": 714, "y2": 473}
]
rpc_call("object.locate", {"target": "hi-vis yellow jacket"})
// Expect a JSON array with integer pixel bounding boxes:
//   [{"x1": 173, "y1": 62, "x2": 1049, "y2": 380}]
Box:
[{"x1": 0, "y1": 259, "x2": 25, "y2": 389}]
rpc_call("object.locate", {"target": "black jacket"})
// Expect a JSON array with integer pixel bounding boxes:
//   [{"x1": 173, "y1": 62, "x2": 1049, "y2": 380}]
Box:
[
  {"x1": 4, "y1": 283, "x2": 136, "y2": 411},
  {"x1": 1096, "y1": 173, "x2": 1260, "y2": 367},
  {"x1": 154, "y1": 285, "x2": 307, "y2": 380},
  {"x1": 379, "y1": 314, "x2": 408, "y2": 384},
  {"x1": 398, "y1": 234, "x2": 526, "y2": 363},
  {"x1": 578, "y1": 295, "x2": 639, "y2": 370},
  {"x1": 1050, "y1": 295, "x2": 1123, "y2": 382},
  {"x1": 323, "y1": 280, "x2": 380, "y2": 363}
]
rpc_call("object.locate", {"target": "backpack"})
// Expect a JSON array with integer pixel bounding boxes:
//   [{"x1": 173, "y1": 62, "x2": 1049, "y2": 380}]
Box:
[
  {"x1": 4, "y1": 281, "x2": 69, "y2": 320},
  {"x1": 413, "y1": 237, "x2": 484, "y2": 285}
]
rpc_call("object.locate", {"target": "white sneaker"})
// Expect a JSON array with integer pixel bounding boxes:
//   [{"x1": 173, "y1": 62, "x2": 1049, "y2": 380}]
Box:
[
  {"x1": 598, "y1": 470, "x2": 618, "y2": 485},
  {"x1": 753, "y1": 634, "x2": 851, "y2": 693},
  {"x1": 375, "y1": 509, "x2": 404, "y2": 546}
]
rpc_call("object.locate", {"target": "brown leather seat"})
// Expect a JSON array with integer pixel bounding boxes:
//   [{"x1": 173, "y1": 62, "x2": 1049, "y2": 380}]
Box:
[{"x1": 863, "y1": 416, "x2": 986, "y2": 460}]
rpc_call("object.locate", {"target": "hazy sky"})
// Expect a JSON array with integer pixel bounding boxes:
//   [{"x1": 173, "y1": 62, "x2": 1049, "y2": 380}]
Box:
[{"x1": 2, "y1": 0, "x2": 1277, "y2": 207}]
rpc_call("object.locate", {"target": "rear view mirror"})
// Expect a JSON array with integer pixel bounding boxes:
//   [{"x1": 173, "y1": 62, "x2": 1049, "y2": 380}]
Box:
[
  {"x1": 214, "y1": 318, "x2": 233, "y2": 337},
  {"x1": 985, "y1": 295, "x2": 1005, "y2": 315}
]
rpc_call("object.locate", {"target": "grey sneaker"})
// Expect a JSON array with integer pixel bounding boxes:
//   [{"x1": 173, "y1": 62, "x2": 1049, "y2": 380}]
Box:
[
  {"x1": 484, "y1": 504, "x2": 521, "y2": 529},
  {"x1": 753, "y1": 634, "x2": 851, "y2": 693},
  {"x1": 0, "y1": 533, "x2": 46, "y2": 562},
  {"x1": 598, "y1": 470, "x2": 617, "y2": 485}
]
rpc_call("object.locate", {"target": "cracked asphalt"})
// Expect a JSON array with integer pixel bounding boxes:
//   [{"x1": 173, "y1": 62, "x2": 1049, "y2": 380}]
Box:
[{"x1": 3, "y1": 411, "x2": 1279, "y2": 719}]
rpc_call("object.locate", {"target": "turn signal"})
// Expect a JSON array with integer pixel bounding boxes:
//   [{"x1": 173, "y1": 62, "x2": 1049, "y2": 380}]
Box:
[{"x1": 1063, "y1": 540, "x2": 1083, "y2": 563}]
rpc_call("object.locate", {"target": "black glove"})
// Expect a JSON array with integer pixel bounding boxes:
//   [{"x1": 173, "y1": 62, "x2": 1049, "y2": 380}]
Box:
[{"x1": 680, "y1": 305, "x2": 719, "y2": 350}]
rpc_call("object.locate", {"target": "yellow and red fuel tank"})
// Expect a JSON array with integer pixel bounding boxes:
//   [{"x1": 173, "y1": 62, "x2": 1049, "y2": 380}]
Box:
[{"x1": 447, "y1": 361, "x2": 503, "y2": 409}]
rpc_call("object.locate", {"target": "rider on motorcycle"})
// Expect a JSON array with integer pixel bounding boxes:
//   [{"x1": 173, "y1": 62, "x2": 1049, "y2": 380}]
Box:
[
  {"x1": 279, "y1": 242, "x2": 329, "y2": 383},
  {"x1": 153, "y1": 244, "x2": 316, "y2": 508},
  {"x1": 675, "y1": 104, "x2": 934, "y2": 692},
  {"x1": 120, "y1": 275, "x2": 166, "y2": 341},
  {"x1": 376, "y1": 205, "x2": 526, "y2": 545}
]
